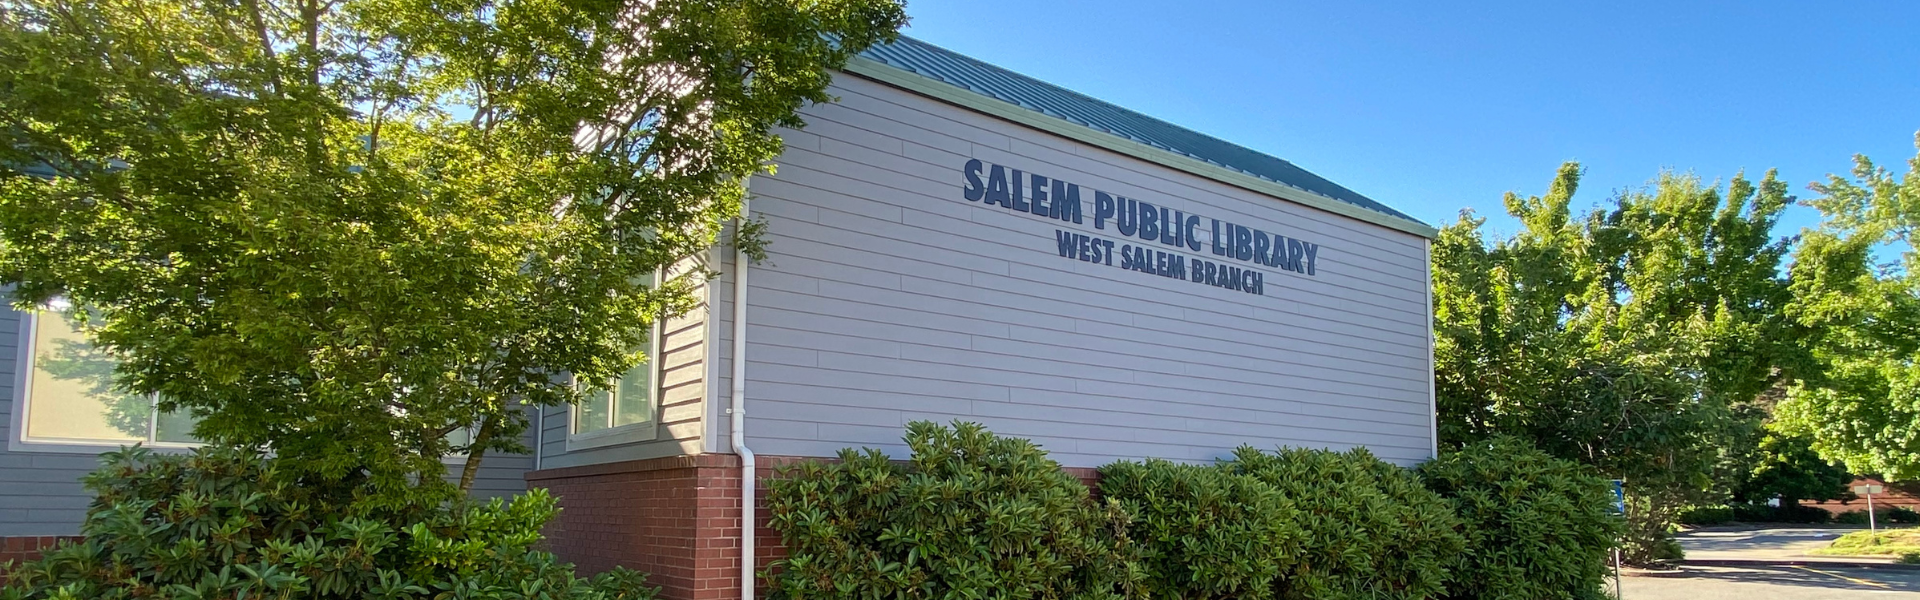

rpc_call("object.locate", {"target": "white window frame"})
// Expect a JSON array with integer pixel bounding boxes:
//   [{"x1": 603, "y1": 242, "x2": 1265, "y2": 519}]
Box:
[
  {"x1": 9, "y1": 309, "x2": 200, "y2": 454},
  {"x1": 442, "y1": 423, "x2": 480, "y2": 460},
  {"x1": 565, "y1": 317, "x2": 664, "y2": 451}
]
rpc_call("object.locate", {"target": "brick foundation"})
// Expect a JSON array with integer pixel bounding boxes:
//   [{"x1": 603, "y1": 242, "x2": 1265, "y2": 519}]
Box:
[
  {"x1": 528, "y1": 455, "x2": 785, "y2": 600},
  {"x1": 0, "y1": 536, "x2": 83, "y2": 569},
  {"x1": 529, "y1": 455, "x2": 1105, "y2": 600}
]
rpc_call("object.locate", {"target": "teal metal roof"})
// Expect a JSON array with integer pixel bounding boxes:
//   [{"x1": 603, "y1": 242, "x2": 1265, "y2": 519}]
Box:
[
  {"x1": 8, "y1": 162, "x2": 58, "y2": 178},
  {"x1": 855, "y1": 35, "x2": 1426, "y2": 227}
]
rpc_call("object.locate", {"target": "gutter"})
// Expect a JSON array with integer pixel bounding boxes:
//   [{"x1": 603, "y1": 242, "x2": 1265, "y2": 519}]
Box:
[{"x1": 728, "y1": 196, "x2": 757, "y2": 600}]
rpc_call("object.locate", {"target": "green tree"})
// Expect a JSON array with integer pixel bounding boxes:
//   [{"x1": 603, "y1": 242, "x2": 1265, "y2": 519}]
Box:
[
  {"x1": 1432, "y1": 163, "x2": 1802, "y2": 562},
  {"x1": 1778, "y1": 134, "x2": 1920, "y2": 480},
  {"x1": 0, "y1": 0, "x2": 906, "y2": 506},
  {"x1": 1732, "y1": 431, "x2": 1852, "y2": 507}
]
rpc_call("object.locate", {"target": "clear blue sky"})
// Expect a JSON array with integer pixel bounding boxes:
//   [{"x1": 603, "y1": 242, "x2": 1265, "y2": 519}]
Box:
[{"x1": 896, "y1": 1, "x2": 1920, "y2": 238}]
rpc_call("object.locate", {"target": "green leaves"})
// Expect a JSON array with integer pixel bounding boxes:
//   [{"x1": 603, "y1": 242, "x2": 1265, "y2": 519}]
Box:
[
  {"x1": 1, "y1": 446, "x2": 660, "y2": 600},
  {"x1": 1433, "y1": 163, "x2": 1802, "y2": 561},
  {"x1": 1098, "y1": 458, "x2": 1297, "y2": 600},
  {"x1": 1776, "y1": 135, "x2": 1920, "y2": 480},
  {"x1": 1228, "y1": 447, "x2": 1466, "y2": 600},
  {"x1": 0, "y1": 0, "x2": 906, "y2": 505},
  {"x1": 765, "y1": 421, "x2": 1137, "y2": 600},
  {"x1": 775, "y1": 425, "x2": 1562, "y2": 600},
  {"x1": 1420, "y1": 437, "x2": 1618, "y2": 600}
]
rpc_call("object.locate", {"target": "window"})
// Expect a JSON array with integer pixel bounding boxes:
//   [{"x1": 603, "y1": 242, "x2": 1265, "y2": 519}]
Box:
[
  {"x1": 568, "y1": 270, "x2": 662, "y2": 448},
  {"x1": 572, "y1": 335, "x2": 658, "y2": 439},
  {"x1": 16, "y1": 305, "x2": 199, "y2": 449}
]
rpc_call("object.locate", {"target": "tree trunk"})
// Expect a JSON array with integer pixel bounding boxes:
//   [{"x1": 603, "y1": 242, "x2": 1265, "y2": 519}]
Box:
[{"x1": 458, "y1": 416, "x2": 498, "y2": 495}]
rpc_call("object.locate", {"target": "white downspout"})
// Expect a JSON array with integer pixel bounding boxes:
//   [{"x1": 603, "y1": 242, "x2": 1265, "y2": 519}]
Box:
[
  {"x1": 729, "y1": 197, "x2": 757, "y2": 600},
  {"x1": 1424, "y1": 238, "x2": 1439, "y2": 460}
]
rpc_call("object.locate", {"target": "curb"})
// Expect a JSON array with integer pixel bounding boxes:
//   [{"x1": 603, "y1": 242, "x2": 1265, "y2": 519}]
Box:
[
  {"x1": 1680, "y1": 558, "x2": 1920, "y2": 571},
  {"x1": 1618, "y1": 568, "x2": 1689, "y2": 578}
]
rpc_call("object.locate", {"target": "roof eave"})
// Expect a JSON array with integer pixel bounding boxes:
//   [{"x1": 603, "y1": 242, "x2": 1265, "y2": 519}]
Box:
[{"x1": 841, "y1": 55, "x2": 1439, "y2": 240}]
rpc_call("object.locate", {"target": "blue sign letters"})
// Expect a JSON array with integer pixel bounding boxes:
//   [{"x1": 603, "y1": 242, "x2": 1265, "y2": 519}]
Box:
[{"x1": 962, "y1": 159, "x2": 1321, "y2": 297}]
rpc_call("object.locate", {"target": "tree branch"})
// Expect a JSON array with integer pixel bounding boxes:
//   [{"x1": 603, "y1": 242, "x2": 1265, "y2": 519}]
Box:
[{"x1": 240, "y1": 0, "x2": 281, "y2": 97}]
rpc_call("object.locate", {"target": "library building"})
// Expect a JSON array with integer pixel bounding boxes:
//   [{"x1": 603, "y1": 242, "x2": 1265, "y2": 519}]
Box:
[{"x1": 0, "y1": 36, "x2": 1439, "y2": 600}]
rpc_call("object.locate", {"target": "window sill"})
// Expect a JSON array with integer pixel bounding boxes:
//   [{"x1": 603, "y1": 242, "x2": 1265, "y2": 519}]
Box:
[
  {"x1": 565, "y1": 421, "x2": 659, "y2": 452},
  {"x1": 7, "y1": 437, "x2": 200, "y2": 455}
]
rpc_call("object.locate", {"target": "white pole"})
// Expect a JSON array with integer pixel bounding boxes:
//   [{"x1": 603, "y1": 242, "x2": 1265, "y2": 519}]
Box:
[
  {"x1": 1867, "y1": 491, "x2": 1876, "y2": 534},
  {"x1": 730, "y1": 197, "x2": 757, "y2": 600},
  {"x1": 1613, "y1": 547, "x2": 1623, "y2": 599}
]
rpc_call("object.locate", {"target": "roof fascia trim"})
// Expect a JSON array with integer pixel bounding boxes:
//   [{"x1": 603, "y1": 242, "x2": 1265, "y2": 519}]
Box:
[{"x1": 841, "y1": 56, "x2": 1439, "y2": 239}]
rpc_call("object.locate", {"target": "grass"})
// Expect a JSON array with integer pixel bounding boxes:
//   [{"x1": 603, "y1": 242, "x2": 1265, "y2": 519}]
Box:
[{"x1": 1810, "y1": 529, "x2": 1920, "y2": 563}]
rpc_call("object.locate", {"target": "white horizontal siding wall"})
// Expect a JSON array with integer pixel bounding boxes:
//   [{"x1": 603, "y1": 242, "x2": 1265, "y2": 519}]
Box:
[{"x1": 709, "y1": 74, "x2": 1435, "y2": 468}]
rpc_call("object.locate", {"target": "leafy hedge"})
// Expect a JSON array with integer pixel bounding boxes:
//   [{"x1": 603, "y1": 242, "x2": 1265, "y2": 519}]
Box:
[
  {"x1": 1834, "y1": 506, "x2": 1920, "y2": 525},
  {"x1": 0, "y1": 446, "x2": 654, "y2": 600},
  {"x1": 1677, "y1": 505, "x2": 1736, "y2": 525},
  {"x1": 1680, "y1": 503, "x2": 1833, "y2": 525},
  {"x1": 1229, "y1": 446, "x2": 1466, "y2": 600},
  {"x1": 1419, "y1": 437, "x2": 1618, "y2": 600},
  {"x1": 764, "y1": 421, "x2": 1137, "y2": 600},
  {"x1": 1098, "y1": 459, "x2": 1298, "y2": 600},
  {"x1": 1759, "y1": 504, "x2": 1837, "y2": 524},
  {"x1": 769, "y1": 423, "x2": 1619, "y2": 600}
]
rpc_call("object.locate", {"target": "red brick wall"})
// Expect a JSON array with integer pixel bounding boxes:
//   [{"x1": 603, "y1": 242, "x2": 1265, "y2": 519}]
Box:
[
  {"x1": 1800, "y1": 477, "x2": 1920, "y2": 515},
  {"x1": 530, "y1": 454, "x2": 795, "y2": 600},
  {"x1": 1064, "y1": 466, "x2": 1100, "y2": 491},
  {"x1": 0, "y1": 536, "x2": 82, "y2": 571}
]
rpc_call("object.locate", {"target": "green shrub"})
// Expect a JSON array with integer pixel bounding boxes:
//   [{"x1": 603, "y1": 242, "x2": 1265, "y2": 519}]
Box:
[
  {"x1": 1098, "y1": 459, "x2": 1298, "y2": 600},
  {"x1": 1730, "y1": 503, "x2": 1773, "y2": 523},
  {"x1": 1685, "y1": 503, "x2": 1834, "y2": 524},
  {"x1": 1678, "y1": 506, "x2": 1735, "y2": 525},
  {"x1": 0, "y1": 446, "x2": 654, "y2": 600},
  {"x1": 1420, "y1": 437, "x2": 1618, "y2": 600},
  {"x1": 1225, "y1": 446, "x2": 1465, "y2": 600},
  {"x1": 1834, "y1": 506, "x2": 1920, "y2": 525},
  {"x1": 765, "y1": 421, "x2": 1136, "y2": 600},
  {"x1": 1682, "y1": 503, "x2": 1831, "y2": 525},
  {"x1": 1754, "y1": 504, "x2": 1833, "y2": 524}
]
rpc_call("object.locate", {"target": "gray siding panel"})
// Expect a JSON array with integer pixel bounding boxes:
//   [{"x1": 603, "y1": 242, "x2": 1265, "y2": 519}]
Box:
[
  {"x1": 445, "y1": 404, "x2": 539, "y2": 501},
  {"x1": 0, "y1": 306, "x2": 98, "y2": 536},
  {"x1": 758, "y1": 146, "x2": 1429, "y2": 326},
  {"x1": 0, "y1": 305, "x2": 542, "y2": 536},
  {"x1": 714, "y1": 75, "x2": 1437, "y2": 468}
]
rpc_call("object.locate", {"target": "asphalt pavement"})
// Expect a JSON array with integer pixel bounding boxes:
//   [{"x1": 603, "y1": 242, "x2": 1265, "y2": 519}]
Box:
[
  {"x1": 1677, "y1": 526, "x2": 1890, "y2": 564},
  {"x1": 1616, "y1": 526, "x2": 1918, "y2": 598},
  {"x1": 1621, "y1": 564, "x2": 1920, "y2": 599}
]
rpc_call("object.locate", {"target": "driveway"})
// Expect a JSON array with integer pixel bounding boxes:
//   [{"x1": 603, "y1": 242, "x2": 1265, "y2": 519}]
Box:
[
  {"x1": 1616, "y1": 526, "x2": 1918, "y2": 598},
  {"x1": 1678, "y1": 526, "x2": 1866, "y2": 562},
  {"x1": 1622, "y1": 564, "x2": 1920, "y2": 599}
]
